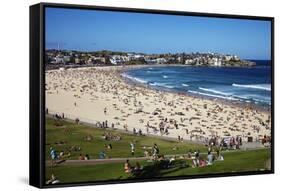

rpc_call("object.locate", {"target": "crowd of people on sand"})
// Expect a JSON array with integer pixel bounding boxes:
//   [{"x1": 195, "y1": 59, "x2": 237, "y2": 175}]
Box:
[
  {"x1": 132, "y1": 128, "x2": 143, "y2": 136},
  {"x1": 48, "y1": 105, "x2": 270, "y2": 153},
  {"x1": 45, "y1": 73, "x2": 271, "y2": 179},
  {"x1": 53, "y1": 113, "x2": 65, "y2": 120},
  {"x1": 46, "y1": 67, "x2": 271, "y2": 153}
]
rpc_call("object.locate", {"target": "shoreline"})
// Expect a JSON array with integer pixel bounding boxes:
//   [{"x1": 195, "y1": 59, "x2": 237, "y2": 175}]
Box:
[
  {"x1": 118, "y1": 65, "x2": 271, "y2": 114},
  {"x1": 123, "y1": 77, "x2": 271, "y2": 114},
  {"x1": 45, "y1": 65, "x2": 271, "y2": 144}
]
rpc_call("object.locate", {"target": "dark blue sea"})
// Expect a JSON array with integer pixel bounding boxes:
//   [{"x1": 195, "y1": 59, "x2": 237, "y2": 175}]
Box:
[{"x1": 122, "y1": 60, "x2": 272, "y2": 106}]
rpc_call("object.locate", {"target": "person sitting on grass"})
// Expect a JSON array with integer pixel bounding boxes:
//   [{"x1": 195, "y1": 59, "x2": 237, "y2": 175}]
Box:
[
  {"x1": 59, "y1": 150, "x2": 64, "y2": 159},
  {"x1": 207, "y1": 151, "x2": 214, "y2": 165},
  {"x1": 50, "y1": 147, "x2": 58, "y2": 166},
  {"x1": 108, "y1": 143, "x2": 112, "y2": 150},
  {"x1": 99, "y1": 150, "x2": 106, "y2": 159},
  {"x1": 85, "y1": 154, "x2": 90, "y2": 160},
  {"x1": 187, "y1": 149, "x2": 192, "y2": 159},
  {"x1": 78, "y1": 154, "x2": 85, "y2": 160},
  {"x1": 134, "y1": 162, "x2": 143, "y2": 172},
  {"x1": 199, "y1": 159, "x2": 207, "y2": 167},
  {"x1": 46, "y1": 174, "x2": 60, "y2": 185},
  {"x1": 157, "y1": 154, "x2": 165, "y2": 161},
  {"x1": 192, "y1": 159, "x2": 199, "y2": 167},
  {"x1": 144, "y1": 150, "x2": 149, "y2": 157},
  {"x1": 192, "y1": 150, "x2": 200, "y2": 167},
  {"x1": 216, "y1": 150, "x2": 224, "y2": 161},
  {"x1": 124, "y1": 159, "x2": 132, "y2": 173},
  {"x1": 162, "y1": 156, "x2": 176, "y2": 169}
]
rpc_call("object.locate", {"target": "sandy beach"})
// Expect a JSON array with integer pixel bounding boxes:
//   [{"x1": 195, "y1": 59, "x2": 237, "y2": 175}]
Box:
[{"x1": 45, "y1": 66, "x2": 271, "y2": 143}]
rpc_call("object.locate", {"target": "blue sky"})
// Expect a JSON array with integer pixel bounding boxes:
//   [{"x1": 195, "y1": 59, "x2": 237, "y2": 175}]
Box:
[{"x1": 45, "y1": 7, "x2": 271, "y2": 60}]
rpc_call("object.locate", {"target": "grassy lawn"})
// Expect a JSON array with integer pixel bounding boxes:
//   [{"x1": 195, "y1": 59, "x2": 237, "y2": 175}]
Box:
[
  {"x1": 45, "y1": 118, "x2": 207, "y2": 160},
  {"x1": 45, "y1": 117, "x2": 271, "y2": 184},
  {"x1": 45, "y1": 149, "x2": 271, "y2": 184}
]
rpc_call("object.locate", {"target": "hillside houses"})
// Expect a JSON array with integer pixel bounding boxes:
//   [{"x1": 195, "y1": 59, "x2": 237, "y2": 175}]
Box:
[{"x1": 45, "y1": 49, "x2": 255, "y2": 69}]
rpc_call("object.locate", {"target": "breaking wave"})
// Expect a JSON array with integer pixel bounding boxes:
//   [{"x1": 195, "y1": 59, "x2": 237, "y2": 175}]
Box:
[{"x1": 232, "y1": 83, "x2": 271, "y2": 91}]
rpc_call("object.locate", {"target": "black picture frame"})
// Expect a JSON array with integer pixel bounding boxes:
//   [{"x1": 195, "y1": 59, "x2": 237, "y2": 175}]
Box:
[{"x1": 30, "y1": 2, "x2": 274, "y2": 188}]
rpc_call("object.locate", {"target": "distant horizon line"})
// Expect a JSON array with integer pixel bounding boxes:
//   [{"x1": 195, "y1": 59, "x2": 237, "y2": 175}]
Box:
[{"x1": 45, "y1": 48, "x2": 271, "y2": 61}]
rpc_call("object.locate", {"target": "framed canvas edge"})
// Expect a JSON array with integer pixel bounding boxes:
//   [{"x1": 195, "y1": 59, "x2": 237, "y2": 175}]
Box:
[{"x1": 29, "y1": 2, "x2": 275, "y2": 189}]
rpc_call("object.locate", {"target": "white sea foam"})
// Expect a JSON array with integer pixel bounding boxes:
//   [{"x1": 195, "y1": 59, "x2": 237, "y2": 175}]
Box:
[
  {"x1": 182, "y1": 83, "x2": 189, "y2": 87},
  {"x1": 121, "y1": 73, "x2": 147, "y2": 84},
  {"x1": 233, "y1": 93, "x2": 271, "y2": 104},
  {"x1": 149, "y1": 82, "x2": 174, "y2": 89},
  {"x1": 162, "y1": 75, "x2": 168, "y2": 78},
  {"x1": 252, "y1": 98, "x2": 271, "y2": 104},
  {"x1": 232, "y1": 83, "x2": 271, "y2": 91},
  {"x1": 198, "y1": 87, "x2": 232, "y2": 96},
  {"x1": 163, "y1": 85, "x2": 174, "y2": 89},
  {"x1": 188, "y1": 90, "x2": 238, "y2": 101},
  {"x1": 232, "y1": 95, "x2": 249, "y2": 100}
]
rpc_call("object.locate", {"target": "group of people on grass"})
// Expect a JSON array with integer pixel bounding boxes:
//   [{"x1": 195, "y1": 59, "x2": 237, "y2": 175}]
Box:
[
  {"x1": 220, "y1": 136, "x2": 243, "y2": 149},
  {"x1": 189, "y1": 148, "x2": 224, "y2": 168},
  {"x1": 78, "y1": 153, "x2": 90, "y2": 160},
  {"x1": 123, "y1": 145, "x2": 225, "y2": 174},
  {"x1": 203, "y1": 136, "x2": 243, "y2": 150},
  {"x1": 50, "y1": 147, "x2": 71, "y2": 161},
  {"x1": 96, "y1": 120, "x2": 110, "y2": 129},
  {"x1": 102, "y1": 132, "x2": 121, "y2": 141},
  {"x1": 131, "y1": 142, "x2": 160, "y2": 159},
  {"x1": 124, "y1": 159, "x2": 143, "y2": 173}
]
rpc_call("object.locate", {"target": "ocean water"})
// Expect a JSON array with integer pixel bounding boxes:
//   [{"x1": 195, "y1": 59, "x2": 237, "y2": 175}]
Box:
[{"x1": 122, "y1": 60, "x2": 272, "y2": 106}]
